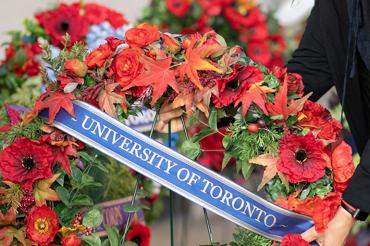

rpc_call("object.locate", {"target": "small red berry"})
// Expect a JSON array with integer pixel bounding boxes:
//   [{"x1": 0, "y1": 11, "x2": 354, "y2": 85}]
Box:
[
  {"x1": 247, "y1": 123, "x2": 259, "y2": 133},
  {"x1": 257, "y1": 119, "x2": 267, "y2": 128}
]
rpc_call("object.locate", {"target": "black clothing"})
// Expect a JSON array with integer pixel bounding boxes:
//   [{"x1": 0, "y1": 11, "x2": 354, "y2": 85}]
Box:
[{"x1": 287, "y1": 0, "x2": 370, "y2": 212}]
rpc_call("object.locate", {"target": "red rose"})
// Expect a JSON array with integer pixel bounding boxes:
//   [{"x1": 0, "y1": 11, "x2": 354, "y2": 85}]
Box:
[
  {"x1": 277, "y1": 133, "x2": 326, "y2": 183},
  {"x1": 26, "y1": 205, "x2": 59, "y2": 244},
  {"x1": 125, "y1": 23, "x2": 160, "y2": 47},
  {"x1": 270, "y1": 67, "x2": 304, "y2": 96},
  {"x1": 36, "y1": 3, "x2": 88, "y2": 47},
  {"x1": 0, "y1": 137, "x2": 54, "y2": 188},
  {"x1": 85, "y1": 43, "x2": 113, "y2": 68},
  {"x1": 110, "y1": 48, "x2": 143, "y2": 87},
  {"x1": 281, "y1": 234, "x2": 310, "y2": 246},
  {"x1": 61, "y1": 235, "x2": 81, "y2": 246},
  {"x1": 317, "y1": 119, "x2": 342, "y2": 140},
  {"x1": 64, "y1": 59, "x2": 87, "y2": 77},
  {"x1": 166, "y1": 0, "x2": 190, "y2": 17}
]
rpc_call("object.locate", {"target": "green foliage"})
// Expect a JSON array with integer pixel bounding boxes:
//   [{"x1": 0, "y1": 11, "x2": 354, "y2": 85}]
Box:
[
  {"x1": 23, "y1": 19, "x2": 49, "y2": 40},
  {"x1": 105, "y1": 226, "x2": 120, "y2": 246},
  {"x1": 83, "y1": 207, "x2": 103, "y2": 228},
  {"x1": 265, "y1": 176, "x2": 288, "y2": 201},
  {"x1": 82, "y1": 234, "x2": 102, "y2": 246},
  {"x1": 181, "y1": 140, "x2": 201, "y2": 160},
  {"x1": 0, "y1": 116, "x2": 43, "y2": 144},
  {"x1": 230, "y1": 227, "x2": 273, "y2": 246}
]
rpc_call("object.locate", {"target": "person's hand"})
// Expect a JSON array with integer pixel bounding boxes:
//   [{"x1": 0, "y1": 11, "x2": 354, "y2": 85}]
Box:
[{"x1": 301, "y1": 206, "x2": 355, "y2": 246}]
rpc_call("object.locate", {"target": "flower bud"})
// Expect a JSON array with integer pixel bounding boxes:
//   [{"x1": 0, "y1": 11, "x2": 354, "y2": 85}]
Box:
[
  {"x1": 64, "y1": 59, "x2": 88, "y2": 77},
  {"x1": 162, "y1": 34, "x2": 181, "y2": 54}
]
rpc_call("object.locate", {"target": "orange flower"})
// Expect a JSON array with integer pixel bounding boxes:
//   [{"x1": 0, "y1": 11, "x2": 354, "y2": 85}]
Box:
[
  {"x1": 125, "y1": 23, "x2": 160, "y2": 47},
  {"x1": 85, "y1": 43, "x2": 112, "y2": 68},
  {"x1": 64, "y1": 59, "x2": 87, "y2": 77},
  {"x1": 26, "y1": 205, "x2": 59, "y2": 244},
  {"x1": 61, "y1": 235, "x2": 81, "y2": 246},
  {"x1": 110, "y1": 48, "x2": 143, "y2": 87}
]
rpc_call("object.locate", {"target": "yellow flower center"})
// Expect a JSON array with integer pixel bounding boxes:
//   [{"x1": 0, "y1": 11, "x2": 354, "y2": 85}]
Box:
[{"x1": 34, "y1": 218, "x2": 49, "y2": 234}]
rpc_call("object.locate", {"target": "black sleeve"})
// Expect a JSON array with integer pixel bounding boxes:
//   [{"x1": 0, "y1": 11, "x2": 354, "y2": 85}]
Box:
[
  {"x1": 343, "y1": 139, "x2": 370, "y2": 213},
  {"x1": 286, "y1": 0, "x2": 334, "y2": 101}
]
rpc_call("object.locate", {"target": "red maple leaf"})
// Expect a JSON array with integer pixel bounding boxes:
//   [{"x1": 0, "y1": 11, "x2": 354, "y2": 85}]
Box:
[
  {"x1": 266, "y1": 79, "x2": 311, "y2": 119},
  {"x1": 37, "y1": 91, "x2": 76, "y2": 124},
  {"x1": 0, "y1": 105, "x2": 22, "y2": 132},
  {"x1": 123, "y1": 55, "x2": 179, "y2": 106},
  {"x1": 53, "y1": 145, "x2": 77, "y2": 175},
  {"x1": 234, "y1": 83, "x2": 274, "y2": 116}
]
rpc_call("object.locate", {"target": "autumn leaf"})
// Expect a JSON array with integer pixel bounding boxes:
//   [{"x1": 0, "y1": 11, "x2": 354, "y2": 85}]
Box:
[
  {"x1": 234, "y1": 83, "x2": 274, "y2": 116},
  {"x1": 0, "y1": 208, "x2": 16, "y2": 226},
  {"x1": 33, "y1": 173, "x2": 61, "y2": 206},
  {"x1": 177, "y1": 41, "x2": 222, "y2": 89},
  {"x1": 0, "y1": 226, "x2": 28, "y2": 246},
  {"x1": 249, "y1": 154, "x2": 280, "y2": 191},
  {"x1": 123, "y1": 55, "x2": 178, "y2": 106},
  {"x1": 97, "y1": 83, "x2": 125, "y2": 118},
  {"x1": 37, "y1": 91, "x2": 76, "y2": 124},
  {"x1": 266, "y1": 79, "x2": 312, "y2": 119},
  {"x1": 53, "y1": 145, "x2": 78, "y2": 175}
]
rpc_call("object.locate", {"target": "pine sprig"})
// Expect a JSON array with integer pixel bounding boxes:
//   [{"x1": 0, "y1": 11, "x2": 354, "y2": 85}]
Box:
[
  {"x1": 230, "y1": 227, "x2": 274, "y2": 246},
  {"x1": 0, "y1": 117, "x2": 43, "y2": 144}
]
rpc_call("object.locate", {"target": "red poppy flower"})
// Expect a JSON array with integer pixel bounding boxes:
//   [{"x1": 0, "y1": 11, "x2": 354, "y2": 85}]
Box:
[
  {"x1": 281, "y1": 234, "x2": 310, "y2": 246},
  {"x1": 240, "y1": 22, "x2": 269, "y2": 43},
  {"x1": 126, "y1": 222, "x2": 151, "y2": 246},
  {"x1": 212, "y1": 65, "x2": 264, "y2": 108},
  {"x1": 277, "y1": 133, "x2": 326, "y2": 183},
  {"x1": 0, "y1": 137, "x2": 54, "y2": 188},
  {"x1": 61, "y1": 234, "x2": 81, "y2": 246},
  {"x1": 35, "y1": 3, "x2": 88, "y2": 47},
  {"x1": 224, "y1": 7, "x2": 265, "y2": 30},
  {"x1": 270, "y1": 33, "x2": 287, "y2": 57},
  {"x1": 106, "y1": 9, "x2": 128, "y2": 28},
  {"x1": 166, "y1": 0, "x2": 191, "y2": 17},
  {"x1": 312, "y1": 192, "x2": 341, "y2": 232},
  {"x1": 83, "y1": 3, "x2": 108, "y2": 25},
  {"x1": 26, "y1": 205, "x2": 59, "y2": 244},
  {"x1": 198, "y1": 0, "x2": 233, "y2": 16},
  {"x1": 247, "y1": 41, "x2": 272, "y2": 66}
]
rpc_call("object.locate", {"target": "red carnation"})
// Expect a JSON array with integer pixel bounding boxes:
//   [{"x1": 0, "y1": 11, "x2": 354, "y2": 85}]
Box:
[
  {"x1": 36, "y1": 3, "x2": 88, "y2": 47},
  {"x1": 247, "y1": 41, "x2": 272, "y2": 66},
  {"x1": 166, "y1": 0, "x2": 191, "y2": 17},
  {"x1": 277, "y1": 133, "x2": 326, "y2": 183},
  {"x1": 26, "y1": 205, "x2": 59, "y2": 244},
  {"x1": 126, "y1": 222, "x2": 151, "y2": 246},
  {"x1": 281, "y1": 234, "x2": 310, "y2": 246},
  {"x1": 0, "y1": 137, "x2": 54, "y2": 188}
]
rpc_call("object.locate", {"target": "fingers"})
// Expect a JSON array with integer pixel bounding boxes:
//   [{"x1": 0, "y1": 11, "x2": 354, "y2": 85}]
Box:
[{"x1": 301, "y1": 227, "x2": 319, "y2": 243}]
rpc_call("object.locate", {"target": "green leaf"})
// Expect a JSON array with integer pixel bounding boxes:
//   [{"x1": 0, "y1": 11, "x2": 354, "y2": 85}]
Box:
[
  {"x1": 70, "y1": 194, "x2": 94, "y2": 206},
  {"x1": 123, "y1": 242, "x2": 138, "y2": 246},
  {"x1": 222, "y1": 153, "x2": 232, "y2": 170},
  {"x1": 56, "y1": 186, "x2": 70, "y2": 206},
  {"x1": 81, "y1": 235, "x2": 101, "y2": 246},
  {"x1": 105, "y1": 226, "x2": 120, "y2": 246},
  {"x1": 188, "y1": 110, "x2": 199, "y2": 126},
  {"x1": 208, "y1": 110, "x2": 217, "y2": 130},
  {"x1": 181, "y1": 140, "x2": 201, "y2": 160},
  {"x1": 83, "y1": 208, "x2": 103, "y2": 228},
  {"x1": 191, "y1": 127, "x2": 217, "y2": 142},
  {"x1": 241, "y1": 161, "x2": 254, "y2": 179},
  {"x1": 71, "y1": 165, "x2": 83, "y2": 183},
  {"x1": 13, "y1": 49, "x2": 27, "y2": 65},
  {"x1": 222, "y1": 136, "x2": 232, "y2": 150},
  {"x1": 123, "y1": 204, "x2": 150, "y2": 213},
  {"x1": 102, "y1": 239, "x2": 110, "y2": 246}
]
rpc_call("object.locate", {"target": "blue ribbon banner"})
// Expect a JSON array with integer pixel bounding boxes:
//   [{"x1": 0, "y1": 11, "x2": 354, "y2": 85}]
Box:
[{"x1": 44, "y1": 101, "x2": 314, "y2": 242}]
